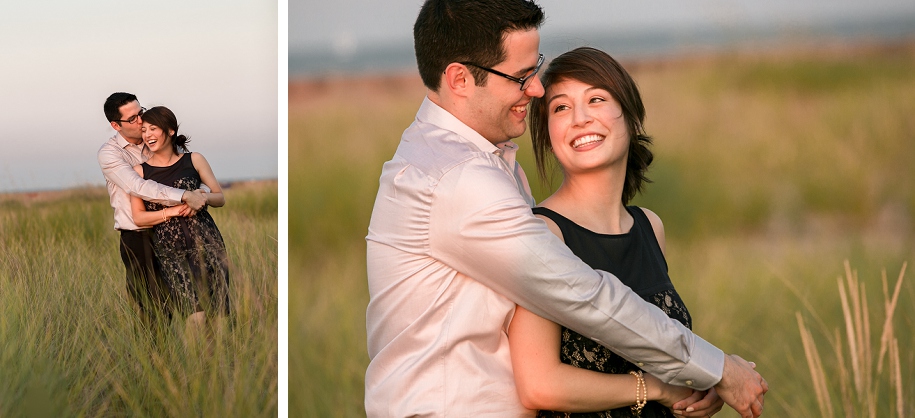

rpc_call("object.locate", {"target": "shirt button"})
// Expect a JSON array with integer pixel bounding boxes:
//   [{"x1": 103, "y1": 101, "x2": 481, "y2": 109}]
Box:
[
  {"x1": 685, "y1": 380, "x2": 694, "y2": 386},
  {"x1": 637, "y1": 362, "x2": 644, "y2": 367}
]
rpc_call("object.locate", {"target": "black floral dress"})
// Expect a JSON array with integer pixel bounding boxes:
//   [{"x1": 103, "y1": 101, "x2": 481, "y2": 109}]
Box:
[
  {"x1": 142, "y1": 153, "x2": 230, "y2": 316},
  {"x1": 532, "y1": 206, "x2": 691, "y2": 418}
]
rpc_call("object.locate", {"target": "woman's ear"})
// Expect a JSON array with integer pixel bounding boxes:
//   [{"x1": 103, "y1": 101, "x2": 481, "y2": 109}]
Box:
[{"x1": 169, "y1": 130, "x2": 175, "y2": 137}]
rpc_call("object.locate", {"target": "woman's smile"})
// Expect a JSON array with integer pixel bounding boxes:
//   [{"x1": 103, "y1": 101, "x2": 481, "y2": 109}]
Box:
[{"x1": 571, "y1": 134, "x2": 605, "y2": 149}]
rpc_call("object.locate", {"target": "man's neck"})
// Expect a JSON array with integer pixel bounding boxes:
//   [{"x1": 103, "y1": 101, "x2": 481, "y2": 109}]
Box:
[{"x1": 426, "y1": 91, "x2": 503, "y2": 146}]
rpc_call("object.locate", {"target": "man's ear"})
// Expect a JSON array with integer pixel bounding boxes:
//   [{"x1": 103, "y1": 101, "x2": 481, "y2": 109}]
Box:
[
  {"x1": 110, "y1": 121, "x2": 122, "y2": 132},
  {"x1": 442, "y1": 63, "x2": 475, "y2": 97}
]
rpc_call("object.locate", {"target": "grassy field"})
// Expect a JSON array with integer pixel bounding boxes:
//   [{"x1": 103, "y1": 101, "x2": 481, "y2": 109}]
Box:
[
  {"x1": 0, "y1": 180, "x2": 278, "y2": 417},
  {"x1": 290, "y1": 41, "x2": 915, "y2": 417}
]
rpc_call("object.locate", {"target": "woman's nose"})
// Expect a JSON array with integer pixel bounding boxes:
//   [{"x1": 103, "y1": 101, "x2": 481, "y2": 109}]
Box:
[{"x1": 572, "y1": 104, "x2": 592, "y2": 126}]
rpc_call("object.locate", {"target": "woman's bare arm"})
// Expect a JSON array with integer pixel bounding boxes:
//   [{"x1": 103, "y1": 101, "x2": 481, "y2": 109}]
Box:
[
  {"x1": 129, "y1": 165, "x2": 189, "y2": 227},
  {"x1": 190, "y1": 152, "x2": 225, "y2": 207},
  {"x1": 508, "y1": 215, "x2": 694, "y2": 412}
]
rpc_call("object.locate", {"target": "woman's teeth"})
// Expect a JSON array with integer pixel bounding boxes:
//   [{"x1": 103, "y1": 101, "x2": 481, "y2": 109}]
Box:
[{"x1": 572, "y1": 135, "x2": 603, "y2": 148}]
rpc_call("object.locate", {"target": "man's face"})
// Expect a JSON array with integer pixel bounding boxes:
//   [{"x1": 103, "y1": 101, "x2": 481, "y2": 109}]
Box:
[
  {"x1": 111, "y1": 100, "x2": 144, "y2": 144},
  {"x1": 467, "y1": 29, "x2": 545, "y2": 144}
]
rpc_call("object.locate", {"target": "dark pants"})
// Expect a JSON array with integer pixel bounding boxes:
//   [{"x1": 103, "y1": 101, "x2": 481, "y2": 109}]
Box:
[{"x1": 119, "y1": 229, "x2": 171, "y2": 325}]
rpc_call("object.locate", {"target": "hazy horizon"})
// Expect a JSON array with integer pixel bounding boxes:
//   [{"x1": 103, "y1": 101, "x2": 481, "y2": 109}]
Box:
[{"x1": 290, "y1": 0, "x2": 915, "y2": 77}]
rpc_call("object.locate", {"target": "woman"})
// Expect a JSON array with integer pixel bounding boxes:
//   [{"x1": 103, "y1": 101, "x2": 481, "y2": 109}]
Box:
[
  {"x1": 508, "y1": 47, "x2": 723, "y2": 417},
  {"x1": 130, "y1": 106, "x2": 230, "y2": 332}
]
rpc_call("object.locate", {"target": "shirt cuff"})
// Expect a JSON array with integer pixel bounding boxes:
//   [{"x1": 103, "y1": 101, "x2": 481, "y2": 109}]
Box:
[
  {"x1": 670, "y1": 334, "x2": 725, "y2": 390},
  {"x1": 167, "y1": 188, "x2": 185, "y2": 206}
]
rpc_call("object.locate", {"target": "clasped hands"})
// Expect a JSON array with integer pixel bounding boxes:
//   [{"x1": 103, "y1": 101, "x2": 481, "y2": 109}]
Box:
[
  {"x1": 174, "y1": 189, "x2": 209, "y2": 217},
  {"x1": 660, "y1": 354, "x2": 767, "y2": 418}
]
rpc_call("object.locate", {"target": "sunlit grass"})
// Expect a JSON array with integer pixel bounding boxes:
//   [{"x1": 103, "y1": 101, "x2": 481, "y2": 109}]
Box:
[
  {"x1": 796, "y1": 262, "x2": 909, "y2": 417},
  {"x1": 290, "y1": 43, "x2": 915, "y2": 417},
  {"x1": 0, "y1": 181, "x2": 278, "y2": 417}
]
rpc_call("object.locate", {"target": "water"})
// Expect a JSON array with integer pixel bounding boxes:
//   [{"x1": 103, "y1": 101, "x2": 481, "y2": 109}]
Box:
[{"x1": 289, "y1": 15, "x2": 915, "y2": 78}]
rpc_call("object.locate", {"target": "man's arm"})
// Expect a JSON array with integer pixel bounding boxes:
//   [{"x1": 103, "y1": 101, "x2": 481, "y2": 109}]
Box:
[
  {"x1": 429, "y1": 161, "x2": 767, "y2": 416},
  {"x1": 97, "y1": 145, "x2": 204, "y2": 209},
  {"x1": 428, "y1": 161, "x2": 718, "y2": 384}
]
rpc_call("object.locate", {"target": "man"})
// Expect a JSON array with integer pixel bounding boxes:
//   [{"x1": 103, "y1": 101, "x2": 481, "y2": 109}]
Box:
[
  {"x1": 98, "y1": 92, "x2": 206, "y2": 325},
  {"x1": 365, "y1": 1, "x2": 768, "y2": 417}
]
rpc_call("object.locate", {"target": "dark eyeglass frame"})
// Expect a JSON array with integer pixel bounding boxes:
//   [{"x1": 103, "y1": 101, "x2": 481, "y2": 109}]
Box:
[
  {"x1": 115, "y1": 107, "x2": 146, "y2": 124},
  {"x1": 461, "y1": 53, "x2": 544, "y2": 91}
]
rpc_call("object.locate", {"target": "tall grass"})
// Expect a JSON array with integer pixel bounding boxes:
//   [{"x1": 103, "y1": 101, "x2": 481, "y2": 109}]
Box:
[
  {"x1": 0, "y1": 181, "x2": 278, "y2": 417},
  {"x1": 289, "y1": 42, "x2": 915, "y2": 417},
  {"x1": 796, "y1": 261, "x2": 908, "y2": 417}
]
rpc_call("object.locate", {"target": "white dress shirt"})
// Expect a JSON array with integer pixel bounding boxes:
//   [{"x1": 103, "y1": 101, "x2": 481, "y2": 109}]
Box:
[
  {"x1": 365, "y1": 97, "x2": 724, "y2": 417},
  {"x1": 97, "y1": 132, "x2": 185, "y2": 230}
]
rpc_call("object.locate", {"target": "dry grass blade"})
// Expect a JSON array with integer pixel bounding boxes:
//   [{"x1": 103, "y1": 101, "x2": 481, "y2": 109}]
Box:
[
  {"x1": 877, "y1": 262, "x2": 906, "y2": 374},
  {"x1": 837, "y1": 269, "x2": 862, "y2": 397},
  {"x1": 797, "y1": 312, "x2": 834, "y2": 418},
  {"x1": 891, "y1": 338, "x2": 903, "y2": 417}
]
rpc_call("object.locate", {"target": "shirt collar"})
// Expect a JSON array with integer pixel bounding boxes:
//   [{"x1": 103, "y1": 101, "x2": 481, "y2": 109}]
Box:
[
  {"x1": 417, "y1": 96, "x2": 504, "y2": 156},
  {"x1": 114, "y1": 131, "x2": 132, "y2": 149},
  {"x1": 115, "y1": 131, "x2": 145, "y2": 149},
  {"x1": 115, "y1": 131, "x2": 151, "y2": 156}
]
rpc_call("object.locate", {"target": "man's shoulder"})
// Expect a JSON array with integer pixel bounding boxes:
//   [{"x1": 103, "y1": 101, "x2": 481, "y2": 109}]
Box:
[
  {"x1": 97, "y1": 135, "x2": 132, "y2": 168},
  {"x1": 97, "y1": 134, "x2": 121, "y2": 154},
  {"x1": 397, "y1": 122, "x2": 498, "y2": 179}
]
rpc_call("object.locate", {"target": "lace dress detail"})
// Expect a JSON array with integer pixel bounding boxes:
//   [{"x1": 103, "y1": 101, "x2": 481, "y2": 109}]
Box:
[
  {"x1": 142, "y1": 153, "x2": 230, "y2": 316},
  {"x1": 532, "y1": 206, "x2": 691, "y2": 418}
]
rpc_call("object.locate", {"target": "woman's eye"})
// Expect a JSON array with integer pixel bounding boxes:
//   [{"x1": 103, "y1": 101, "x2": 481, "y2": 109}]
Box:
[
  {"x1": 590, "y1": 96, "x2": 605, "y2": 104},
  {"x1": 552, "y1": 104, "x2": 569, "y2": 113}
]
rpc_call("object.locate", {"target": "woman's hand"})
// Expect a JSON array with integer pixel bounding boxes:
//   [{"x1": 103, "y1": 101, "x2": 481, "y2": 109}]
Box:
[
  {"x1": 168, "y1": 204, "x2": 192, "y2": 218},
  {"x1": 643, "y1": 373, "x2": 694, "y2": 408},
  {"x1": 671, "y1": 387, "x2": 724, "y2": 417}
]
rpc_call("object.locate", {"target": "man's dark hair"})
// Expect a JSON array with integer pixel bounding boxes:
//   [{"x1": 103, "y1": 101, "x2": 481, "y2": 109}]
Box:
[
  {"x1": 530, "y1": 47, "x2": 653, "y2": 205},
  {"x1": 413, "y1": 0, "x2": 544, "y2": 91},
  {"x1": 104, "y1": 92, "x2": 139, "y2": 124}
]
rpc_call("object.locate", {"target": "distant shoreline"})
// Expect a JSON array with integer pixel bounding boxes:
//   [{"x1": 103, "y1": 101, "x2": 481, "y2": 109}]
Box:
[
  {"x1": 290, "y1": 14, "x2": 915, "y2": 79},
  {"x1": 0, "y1": 178, "x2": 278, "y2": 203},
  {"x1": 290, "y1": 37, "x2": 915, "y2": 100}
]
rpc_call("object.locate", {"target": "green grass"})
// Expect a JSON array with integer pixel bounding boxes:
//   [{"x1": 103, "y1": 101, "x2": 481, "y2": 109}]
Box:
[
  {"x1": 0, "y1": 181, "x2": 278, "y2": 417},
  {"x1": 290, "y1": 43, "x2": 915, "y2": 417}
]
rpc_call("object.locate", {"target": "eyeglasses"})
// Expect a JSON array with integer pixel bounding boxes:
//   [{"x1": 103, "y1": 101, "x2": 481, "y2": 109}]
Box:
[
  {"x1": 461, "y1": 53, "x2": 544, "y2": 91},
  {"x1": 115, "y1": 107, "x2": 146, "y2": 124}
]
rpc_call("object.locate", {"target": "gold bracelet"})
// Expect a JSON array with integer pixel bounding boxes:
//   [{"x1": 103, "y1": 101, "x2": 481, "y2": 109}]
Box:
[
  {"x1": 162, "y1": 209, "x2": 168, "y2": 223},
  {"x1": 629, "y1": 370, "x2": 647, "y2": 416}
]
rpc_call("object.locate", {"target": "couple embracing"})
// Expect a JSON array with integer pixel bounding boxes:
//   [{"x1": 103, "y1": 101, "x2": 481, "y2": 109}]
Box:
[
  {"x1": 98, "y1": 92, "x2": 230, "y2": 336},
  {"x1": 365, "y1": 1, "x2": 768, "y2": 417}
]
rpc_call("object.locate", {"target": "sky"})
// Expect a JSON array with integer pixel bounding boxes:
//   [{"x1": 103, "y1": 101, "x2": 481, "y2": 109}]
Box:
[
  {"x1": 290, "y1": 0, "x2": 915, "y2": 53},
  {"x1": 0, "y1": 0, "x2": 278, "y2": 193}
]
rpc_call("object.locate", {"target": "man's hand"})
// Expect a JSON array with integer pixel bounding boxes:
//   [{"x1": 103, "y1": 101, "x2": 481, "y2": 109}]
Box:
[
  {"x1": 714, "y1": 355, "x2": 768, "y2": 418},
  {"x1": 181, "y1": 189, "x2": 207, "y2": 211}
]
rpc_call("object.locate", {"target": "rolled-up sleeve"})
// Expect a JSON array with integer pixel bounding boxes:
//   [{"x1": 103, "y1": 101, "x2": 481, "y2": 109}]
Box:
[
  {"x1": 428, "y1": 158, "x2": 724, "y2": 389},
  {"x1": 97, "y1": 145, "x2": 184, "y2": 205}
]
